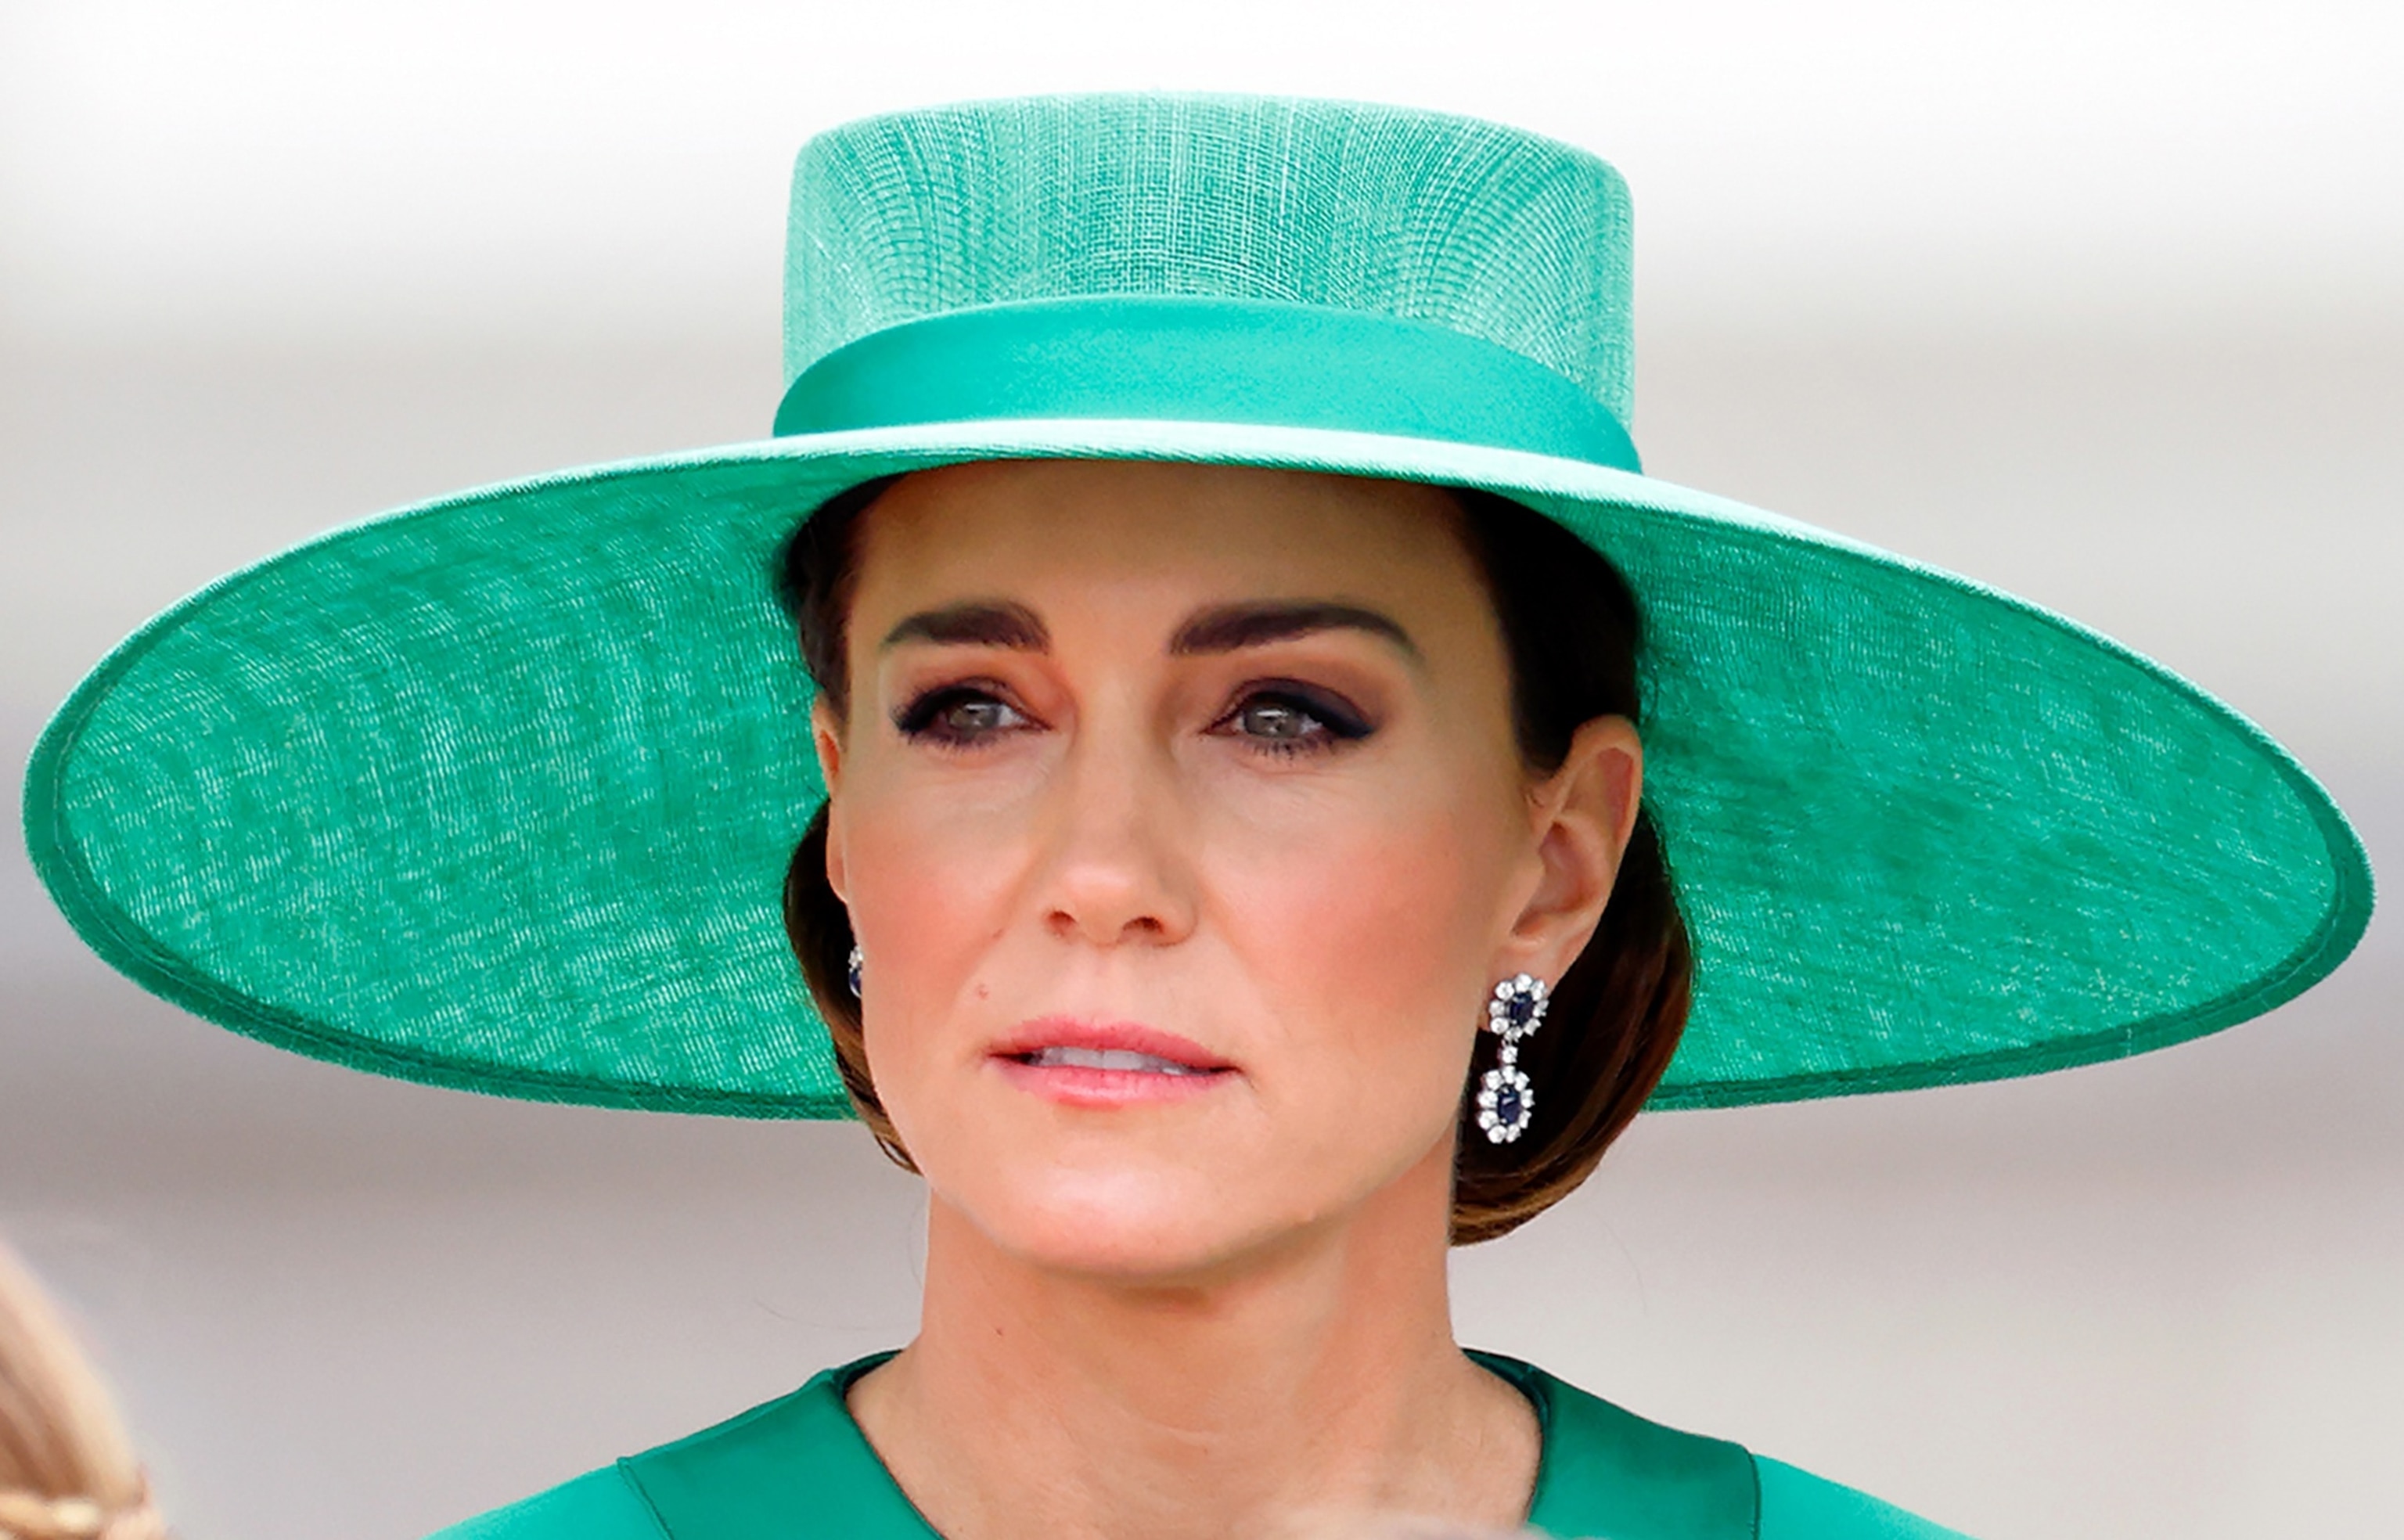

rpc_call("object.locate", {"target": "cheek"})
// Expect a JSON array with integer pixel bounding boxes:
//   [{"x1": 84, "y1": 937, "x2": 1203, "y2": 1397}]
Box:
[
  {"x1": 1201, "y1": 772, "x2": 1517, "y2": 1122},
  {"x1": 834, "y1": 779, "x2": 1035, "y2": 1096},
  {"x1": 846, "y1": 801, "x2": 1017, "y2": 959},
  {"x1": 1231, "y1": 824, "x2": 1486, "y2": 1016}
]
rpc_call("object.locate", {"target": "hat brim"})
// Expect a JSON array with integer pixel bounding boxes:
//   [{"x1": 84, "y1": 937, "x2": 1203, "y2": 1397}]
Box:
[{"x1": 23, "y1": 418, "x2": 2373, "y2": 1117}]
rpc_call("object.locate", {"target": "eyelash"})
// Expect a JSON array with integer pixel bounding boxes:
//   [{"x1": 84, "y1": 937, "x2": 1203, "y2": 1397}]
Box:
[
  {"x1": 892, "y1": 681, "x2": 1035, "y2": 747},
  {"x1": 1208, "y1": 681, "x2": 1374, "y2": 758},
  {"x1": 892, "y1": 678, "x2": 1376, "y2": 757}
]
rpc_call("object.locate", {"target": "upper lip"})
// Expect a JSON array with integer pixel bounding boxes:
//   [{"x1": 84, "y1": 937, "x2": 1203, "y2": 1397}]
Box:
[{"x1": 988, "y1": 1018, "x2": 1236, "y2": 1073}]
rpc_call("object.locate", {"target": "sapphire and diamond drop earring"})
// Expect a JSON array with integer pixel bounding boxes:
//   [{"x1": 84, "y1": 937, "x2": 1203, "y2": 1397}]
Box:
[
  {"x1": 1477, "y1": 973, "x2": 1549, "y2": 1143},
  {"x1": 847, "y1": 945, "x2": 863, "y2": 998}
]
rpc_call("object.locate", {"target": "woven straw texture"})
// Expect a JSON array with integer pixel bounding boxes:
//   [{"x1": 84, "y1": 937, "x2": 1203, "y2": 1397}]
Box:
[
  {"x1": 786, "y1": 96, "x2": 1634, "y2": 418},
  {"x1": 22, "y1": 96, "x2": 2371, "y2": 1118}
]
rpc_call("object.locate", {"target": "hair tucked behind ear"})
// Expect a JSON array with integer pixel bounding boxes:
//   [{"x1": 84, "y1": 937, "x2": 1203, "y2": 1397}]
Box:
[
  {"x1": 775, "y1": 477, "x2": 1693, "y2": 1242},
  {"x1": 786, "y1": 801, "x2": 912, "y2": 1171},
  {"x1": 1442, "y1": 490, "x2": 1692, "y2": 1243},
  {"x1": 779, "y1": 476, "x2": 913, "y2": 1170}
]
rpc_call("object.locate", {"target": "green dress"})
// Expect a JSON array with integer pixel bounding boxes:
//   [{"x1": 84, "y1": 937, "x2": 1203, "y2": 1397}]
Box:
[{"x1": 433, "y1": 1354, "x2": 1973, "y2": 1538}]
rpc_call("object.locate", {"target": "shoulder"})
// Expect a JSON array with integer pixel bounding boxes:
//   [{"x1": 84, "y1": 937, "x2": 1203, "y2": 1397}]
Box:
[
  {"x1": 1493, "y1": 1354, "x2": 1751, "y2": 1540},
  {"x1": 425, "y1": 1465, "x2": 665, "y2": 1540},
  {"x1": 424, "y1": 1355, "x2": 923, "y2": 1540},
  {"x1": 1755, "y1": 1456, "x2": 1980, "y2": 1540},
  {"x1": 1486, "y1": 1355, "x2": 1978, "y2": 1540}
]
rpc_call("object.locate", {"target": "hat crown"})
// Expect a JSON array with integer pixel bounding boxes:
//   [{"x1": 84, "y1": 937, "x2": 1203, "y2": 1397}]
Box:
[{"x1": 785, "y1": 94, "x2": 1636, "y2": 423}]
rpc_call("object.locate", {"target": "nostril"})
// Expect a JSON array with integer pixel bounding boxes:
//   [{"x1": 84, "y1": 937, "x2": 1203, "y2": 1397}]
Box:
[{"x1": 1044, "y1": 906, "x2": 1175, "y2": 945}]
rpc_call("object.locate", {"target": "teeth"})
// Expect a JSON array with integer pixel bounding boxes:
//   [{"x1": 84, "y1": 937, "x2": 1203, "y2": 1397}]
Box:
[{"x1": 1024, "y1": 1046, "x2": 1207, "y2": 1075}]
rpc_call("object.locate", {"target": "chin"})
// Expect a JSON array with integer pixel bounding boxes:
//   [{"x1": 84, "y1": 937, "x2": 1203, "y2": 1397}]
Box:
[{"x1": 957, "y1": 1161, "x2": 1309, "y2": 1282}]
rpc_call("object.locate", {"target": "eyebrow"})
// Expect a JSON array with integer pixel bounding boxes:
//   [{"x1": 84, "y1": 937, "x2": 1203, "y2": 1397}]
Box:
[
  {"x1": 880, "y1": 600, "x2": 1050, "y2": 653},
  {"x1": 877, "y1": 597, "x2": 1418, "y2": 660},
  {"x1": 1169, "y1": 601, "x2": 1419, "y2": 660}
]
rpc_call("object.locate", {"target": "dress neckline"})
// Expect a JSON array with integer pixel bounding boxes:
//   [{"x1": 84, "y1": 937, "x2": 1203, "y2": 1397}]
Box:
[{"x1": 621, "y1": 1348, "x2": 1757, "y2": 1539}]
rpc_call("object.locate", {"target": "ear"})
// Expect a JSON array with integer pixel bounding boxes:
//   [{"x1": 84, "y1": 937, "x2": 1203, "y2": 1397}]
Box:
[
  {"x1": 812, "y1": 693, "x2": 852, "y2": 904},
  {"x1": 1501, "y1": 715, "x2": 1643, "y2": 981}
]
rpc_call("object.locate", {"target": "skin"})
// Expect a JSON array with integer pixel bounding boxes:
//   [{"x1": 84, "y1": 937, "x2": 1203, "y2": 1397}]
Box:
[{"x1": 812, "y1": 459, "x2": 1644, "y2": 1540}]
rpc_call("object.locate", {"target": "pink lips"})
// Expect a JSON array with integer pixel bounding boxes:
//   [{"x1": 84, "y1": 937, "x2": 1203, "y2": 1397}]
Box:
[{"x1": 989, "y1": 1018, "x2": 1236, "y2": 1108}]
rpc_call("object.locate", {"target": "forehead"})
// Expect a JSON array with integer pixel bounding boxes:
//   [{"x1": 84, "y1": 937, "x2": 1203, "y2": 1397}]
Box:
[{"x1": 848, "y1": 459, "x2": 1485, "y2": 613}]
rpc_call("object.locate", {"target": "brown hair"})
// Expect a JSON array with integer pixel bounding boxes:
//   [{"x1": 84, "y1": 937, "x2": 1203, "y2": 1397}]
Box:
[
  {"x1": 0, "y1": 1243, "x2": 166, "y2": 1540},
  {"x1": 776, "y1": 474, "x2": 1693, "y2": 1244}
]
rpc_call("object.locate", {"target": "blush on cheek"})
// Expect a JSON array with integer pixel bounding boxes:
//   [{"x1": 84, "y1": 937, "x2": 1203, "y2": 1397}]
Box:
[
  {"x1": 844, "y1": 775, "x2": 1029, "y2": 969},
  {"x1": 838, "y1": 808, "x2": 1029, "y2": 1121},
  {"x1": 1238, "y1": 815, "x2": 1496, "y2": 1067}
]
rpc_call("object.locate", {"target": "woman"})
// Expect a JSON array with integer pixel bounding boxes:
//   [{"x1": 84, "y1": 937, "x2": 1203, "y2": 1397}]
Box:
[{"x1": 23, "y1": 96, "x2": 2370, "y2": 1538}]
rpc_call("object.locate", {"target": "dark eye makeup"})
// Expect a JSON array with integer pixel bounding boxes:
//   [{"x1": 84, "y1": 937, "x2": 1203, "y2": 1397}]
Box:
[
  {"x1": 1210, "y1": 679, "x2": 1375, "y2": 756},
  {"x1": 893, "y1": 681, "x2": 1036, "y2": 746},
  {"x1": 891, "y1": 676, "x2": 1377, "y2": 757}
]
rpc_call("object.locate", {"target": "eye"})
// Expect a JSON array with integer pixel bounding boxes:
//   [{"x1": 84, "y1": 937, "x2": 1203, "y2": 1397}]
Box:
[
  {"x1": 1212, "y1": 682, "x2": 1373, "y2": 756},
  {"x1": 1236, "y1": 699, "x2": 1317, "y2": 742},
  {"x1": 894, "y1": 683, "x2": 1035, "y2": 746}
]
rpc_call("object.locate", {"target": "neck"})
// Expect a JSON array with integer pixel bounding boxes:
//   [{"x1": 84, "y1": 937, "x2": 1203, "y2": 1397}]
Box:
[{"x1": 847, "y1": 1142, "x2": 1538, "y2": 1540}]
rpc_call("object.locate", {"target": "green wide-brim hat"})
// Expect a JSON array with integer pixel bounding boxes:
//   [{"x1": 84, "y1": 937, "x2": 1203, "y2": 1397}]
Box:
[{"x1": 23, "y1": 94, "x2": 2373, "y2": 1117}]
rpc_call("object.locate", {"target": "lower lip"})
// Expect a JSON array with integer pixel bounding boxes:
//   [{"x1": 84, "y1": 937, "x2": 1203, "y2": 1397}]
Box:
[{"x1": 991, "y1": 1056, "x2": 1236, "y2": 1109}]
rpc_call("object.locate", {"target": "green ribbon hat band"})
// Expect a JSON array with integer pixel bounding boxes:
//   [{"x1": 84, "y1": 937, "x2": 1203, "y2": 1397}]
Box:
[{"x1": 773, "y1": 296, "x2": 1644, "y2": 472}]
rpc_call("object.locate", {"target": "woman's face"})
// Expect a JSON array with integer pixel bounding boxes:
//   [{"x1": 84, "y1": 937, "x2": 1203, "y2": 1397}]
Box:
[{"x1": 815, "y1": 460, "x2": 1636, "y2": 1280}]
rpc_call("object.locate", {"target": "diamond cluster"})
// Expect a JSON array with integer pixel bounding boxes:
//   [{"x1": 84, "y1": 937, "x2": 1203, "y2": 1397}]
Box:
[{"x1": 1476, "y1": 973, "x2": 1549, "y2": 1143}]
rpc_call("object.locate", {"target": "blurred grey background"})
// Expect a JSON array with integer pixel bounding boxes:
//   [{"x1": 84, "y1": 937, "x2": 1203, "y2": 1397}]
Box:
[{"x1": 2, "y1": 3, "x2": 2397, "y2": 1536}]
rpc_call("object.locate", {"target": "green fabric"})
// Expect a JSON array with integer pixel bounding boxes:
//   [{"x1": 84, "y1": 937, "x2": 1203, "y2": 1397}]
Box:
[
  {"x1": 22, "y1": 93, "x2": 2372, "y2": 1117},
  {"x1": 779, "y1": 96, "x2": 1639, "y2": 425},
  {"x1": 623, "y1": 1355, "x2": 935, "y2": 1537},
  {"x1": 773, "y1": 295, "x2": 1643, "y2": 470},
  {"x1": 1474, "y1": 1353, "x2": 1754, "y2": 1538},
  {"x1": 435, "y1": 1467, "x2": 665, "y2": 1540},
  {"x1": 428, "y1": 1353, "x2": 1976, "y2": 1538},
  {"x1": 1756, "y1": 1459, "x2": 1976, "y2": 1539}
]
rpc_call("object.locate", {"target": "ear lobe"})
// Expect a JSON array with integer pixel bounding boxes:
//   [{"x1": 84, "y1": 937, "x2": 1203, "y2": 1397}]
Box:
[
  {"x1": 1510, "y1": 715, "x2": 1644, "y2": 970},
  {"x1": 812, "y1": 694, "x2": 851, "y2": 902}
]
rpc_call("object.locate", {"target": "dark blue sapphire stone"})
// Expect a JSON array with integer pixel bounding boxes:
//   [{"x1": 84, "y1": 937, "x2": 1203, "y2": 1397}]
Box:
[
  {"x1": 1501, "y1": 991, "x2": 1537, "y2": 1031},
  {"x1": 1495, "y1": 1085, "x2": 1527, "y2": 1128}
]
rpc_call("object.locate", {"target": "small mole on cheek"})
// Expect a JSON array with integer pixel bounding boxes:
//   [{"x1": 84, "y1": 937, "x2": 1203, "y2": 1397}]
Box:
[{"x1": 975, "y1": 981, "x2": 990, "y2": 1000}]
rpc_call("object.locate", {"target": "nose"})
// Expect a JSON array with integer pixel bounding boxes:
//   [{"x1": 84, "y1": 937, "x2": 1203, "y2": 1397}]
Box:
[{"x1": 1031, "y1": 707, "x2": 1198, "y2": 950}]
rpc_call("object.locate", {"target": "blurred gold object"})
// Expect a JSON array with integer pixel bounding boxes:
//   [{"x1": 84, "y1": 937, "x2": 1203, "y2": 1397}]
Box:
[{"x1": 0, "y1": 1245, "x2": 166, "y2": 1540}]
